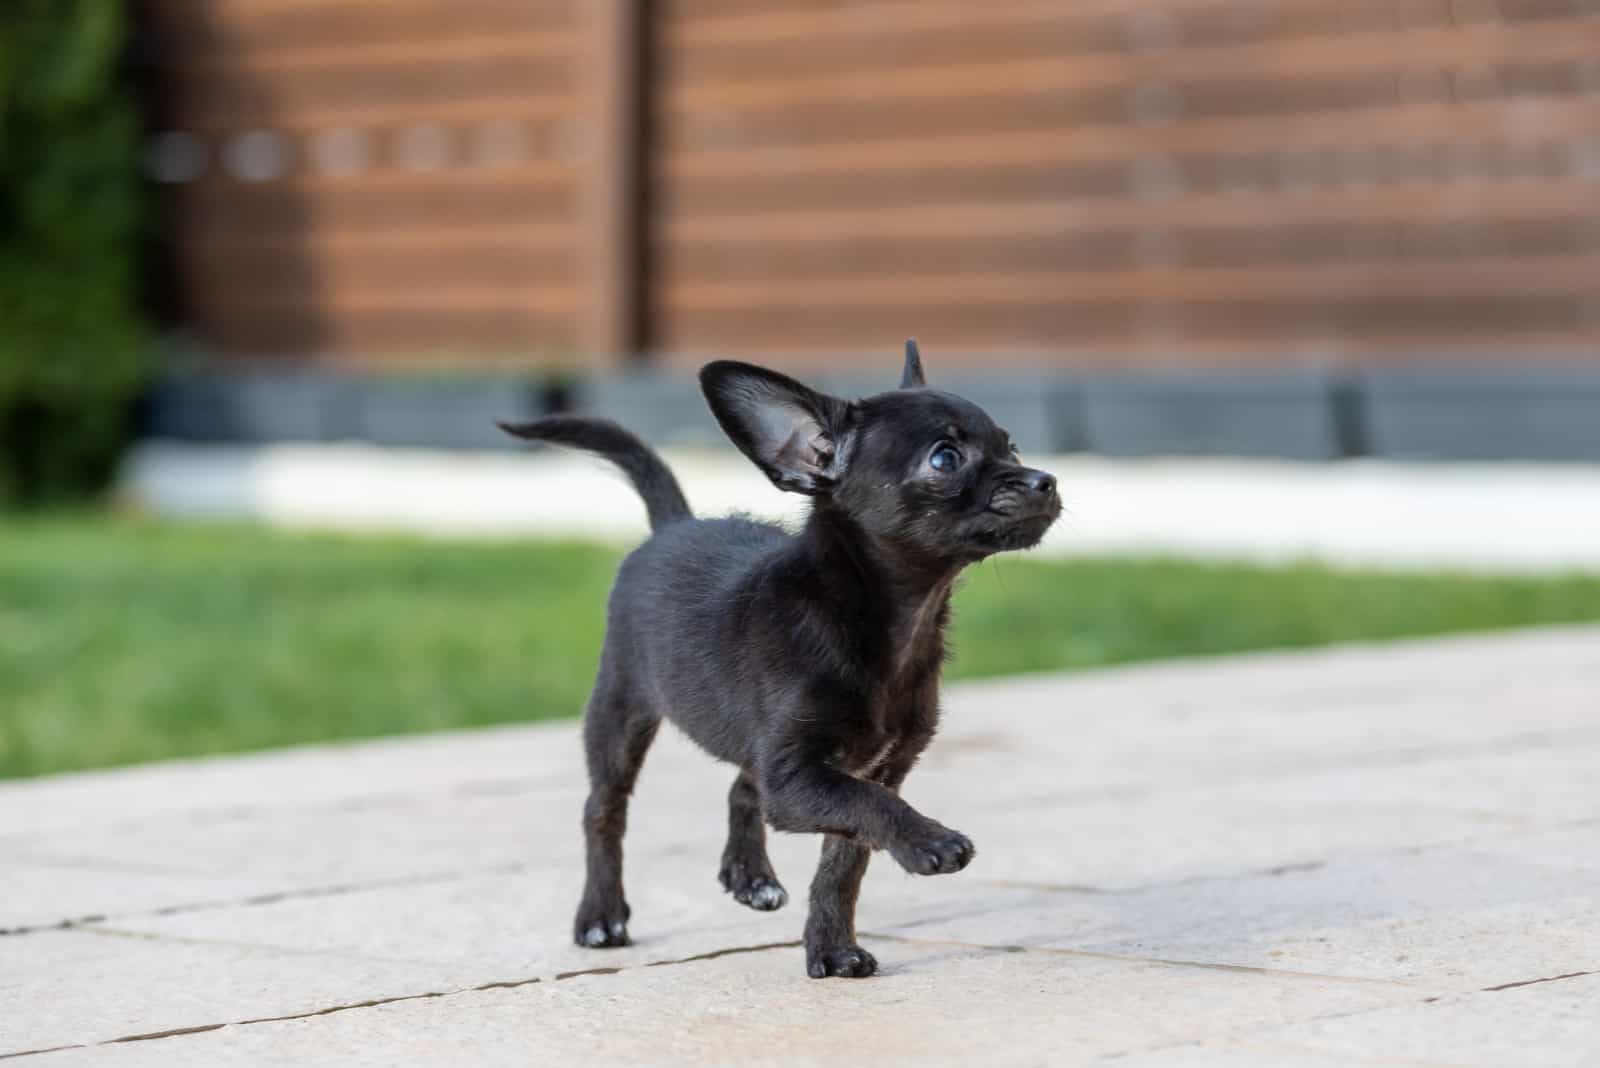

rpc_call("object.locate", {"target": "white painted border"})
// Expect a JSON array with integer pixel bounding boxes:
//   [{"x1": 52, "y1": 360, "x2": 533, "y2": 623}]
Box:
[{"x1": 119, "y1": 443, "x2": 1600, "y2": 573}]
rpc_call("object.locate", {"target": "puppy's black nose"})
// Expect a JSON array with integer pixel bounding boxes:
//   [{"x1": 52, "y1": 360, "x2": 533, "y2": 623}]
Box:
[{"x1": 1024, "y1": 470, "x2": 1056, "y2": 496}]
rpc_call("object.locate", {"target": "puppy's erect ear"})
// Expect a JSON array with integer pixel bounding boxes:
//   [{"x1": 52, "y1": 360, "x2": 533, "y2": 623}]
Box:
[
  {"x1": 700, "y1": 361, "x2": 852, "y2": 495},
  {"x1": 900, "y1": 338, "x2": 927, "y2": 389}
]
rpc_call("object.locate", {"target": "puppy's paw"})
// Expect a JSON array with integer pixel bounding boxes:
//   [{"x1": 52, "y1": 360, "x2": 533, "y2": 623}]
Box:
[
  {"x1": 889, "y1": 820, "x2": 975, "y2": 876},
  {"x1": 719, "y1": 858, "x2": 789, "y2": 911},
  {"x1": 573, "y1": 899, "x2": 631, "y2": 948},
  {"x1": 806, "y1": 943, "x2": 878, "y2": 979},
  {"x1": 733, "y1": 875, "x2": 789, "y2": 911}
]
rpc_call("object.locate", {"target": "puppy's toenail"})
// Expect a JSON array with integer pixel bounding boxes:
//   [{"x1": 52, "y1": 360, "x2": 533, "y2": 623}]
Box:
[{"x1": 583, "y1": 925, "x2": 608, "y2": 947}]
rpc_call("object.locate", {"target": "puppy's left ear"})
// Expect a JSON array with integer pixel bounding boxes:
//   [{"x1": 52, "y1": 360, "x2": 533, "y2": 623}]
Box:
[
  {"x1": 700, "y1": 361, "x2": 852, "y2": 494},
  {"x1": 900, "y1": 338, "x2": 927, "y2": 389}
]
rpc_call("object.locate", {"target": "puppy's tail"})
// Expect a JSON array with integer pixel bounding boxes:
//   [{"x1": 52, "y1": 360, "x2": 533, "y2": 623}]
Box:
[{"x1": 497, "y1": 416, "x2": 692, "y2": 531}]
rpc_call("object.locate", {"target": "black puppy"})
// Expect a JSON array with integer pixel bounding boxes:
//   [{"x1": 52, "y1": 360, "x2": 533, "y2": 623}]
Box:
[{"x1": 499, "y1": 342, "x2": 1060, "y2": 978}]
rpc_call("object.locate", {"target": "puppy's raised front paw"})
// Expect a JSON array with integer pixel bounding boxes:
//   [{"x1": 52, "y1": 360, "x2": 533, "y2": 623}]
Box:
[
  {"x1": 890, "y1": 820, "x2": 975, "y2": 876},
  {"x1": 806, "y1": 943, "x2": 878, "y2": 979},
  {"x1": 573, "y1": 899, "x2": 631, "y2": 948}
]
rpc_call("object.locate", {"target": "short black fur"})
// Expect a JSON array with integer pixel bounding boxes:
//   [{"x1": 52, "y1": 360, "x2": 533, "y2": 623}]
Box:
[{"x1": 499, "y1": 341, "x2": 1061, "y2": 978}]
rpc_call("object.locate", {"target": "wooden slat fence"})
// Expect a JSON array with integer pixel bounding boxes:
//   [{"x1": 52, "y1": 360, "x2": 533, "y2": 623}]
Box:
[{"x1": 138, "y1": 0, "x2": 1600, "y2": 365}]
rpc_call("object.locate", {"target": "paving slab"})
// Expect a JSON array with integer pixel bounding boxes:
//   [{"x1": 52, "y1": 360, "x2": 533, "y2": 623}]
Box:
[
  {"x1": 0, "y1": 930, "x2": 458, "y2": 1054},
  {"x1": 1, "y1": 626, "x2": 1597, "y2": 1065},
  {"x1": 0, "y1": 722, "x2": 584, "y2": 839},
  {"x1": 16, "y1": 947, "x2": 1423, "y2": 1068},
  {"x1": 1209, "y1": 972, "x2": 1600, "y2": 1068}
]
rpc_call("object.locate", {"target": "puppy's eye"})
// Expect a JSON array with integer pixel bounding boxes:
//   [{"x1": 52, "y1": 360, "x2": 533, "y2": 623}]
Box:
[{"x1": 929, "y1": 442, "x2": 962, "y2": 473}]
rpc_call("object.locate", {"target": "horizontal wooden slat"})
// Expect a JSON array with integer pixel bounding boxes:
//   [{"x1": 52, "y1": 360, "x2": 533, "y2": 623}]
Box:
[
  {"x1": 661, "y1": 141, "x2": 1596, "y2": 220},
  {"x1": 660, "y1": 216, "x2": 1600, "y2": 282},
  {"x1": 663, "y1": 160, "x2": 1126, "y2": 217},
  {"x1": 662, "y1": 102, "x2": 1600, "y2": 184},
  {"x1": 664, "y1": 61, "x2": 1596, "y2": 155},
  {"x1": 142, "y1": 0, "x2": 578, "y2": 60},
  {"x1": 666, "y1": 21, "x2": 1600, "y2": 111},
  {"x1": 656, "y1": 293, "x2": 1599, "y2": 352},
  {"x1": 666, "y1": 0, "x2": 1587, "y2": 45},
  {"x1": 168, "y1": 94, "x2": 579, "y2": 133},
  {"x1": 660, "y1": 258, "x2": 1600, "y2": 310},
  {"x1": 659, "y1": 182, "x2": 1600, "y2": 242},
  {"x1": 171, "y1": 176, "x2": 579, "y2": 236},
  {"x1": 652, "y1": 329, "x2": 1600, "y2": 364},
  {"x1": 190, "y1": 287, "x2": 578, "y2": 317},
  {"x1": 199, "y1": 163, "x2": 577, "y2": 191},
  {"x1": 173, "y1": 32, "x2": 578, "y2": 74},
  {"x1": 150, "y1": 0, "x2": 572, "y2": 10},
  {"x1": 180, "y1": 241, "x2": 580, "y2": 296},
  {"x1": 180, "y1": 224, "x2": 579, "y2": 255},
  {"x1": 194, "y1": 307, "x2": 581, "y2": 357},
  {"x1": 667, "y1": 2, "x2": 1394, "y2": 84},
  {"x1": 165, "y1": 57, "x2": 574, "y2": 129},
  {"x1": 666, "y1": 0, "x2": 1343, "y2": 46}
]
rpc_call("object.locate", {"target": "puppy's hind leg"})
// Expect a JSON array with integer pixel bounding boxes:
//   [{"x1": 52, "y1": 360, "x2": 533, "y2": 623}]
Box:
[
  {"x1": 718, "y1": 769, "x2": 787, "y2": 911},
  {"x1": 574, "y1": 688, "x2": 659, "y2": 949}
]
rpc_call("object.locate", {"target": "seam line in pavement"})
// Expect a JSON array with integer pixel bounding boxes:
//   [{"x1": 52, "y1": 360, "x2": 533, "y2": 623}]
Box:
[
  {"x1": 2, "y1": 912, "x2": 1591, "y2": 1060},
  {"x1": 860, "y1": 932, "x2": 1429, "y2": 991},
  {"x1": 0, "y1": 861, "x2": 532, "y2": 938},
  {"x1": 1480, "y1": 969, "x2": 1598, "y2": 992},
  {"x1": 9, "y1": 809, "x2": 1595, "y2": 939},
  {"x1": 0, "y1": 941, "x2": 802, "y2": 1062}
]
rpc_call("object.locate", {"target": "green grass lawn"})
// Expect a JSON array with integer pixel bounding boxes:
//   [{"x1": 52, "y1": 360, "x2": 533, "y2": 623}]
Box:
[{"x1": 4, "y1": 516, "x2": 1599, "y2": 780}]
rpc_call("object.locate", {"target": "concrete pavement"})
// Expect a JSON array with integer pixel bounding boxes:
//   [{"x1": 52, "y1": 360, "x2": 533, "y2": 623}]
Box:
[{"x1": 3, "y1": 625, "x2": 1599, "y2": 1065}]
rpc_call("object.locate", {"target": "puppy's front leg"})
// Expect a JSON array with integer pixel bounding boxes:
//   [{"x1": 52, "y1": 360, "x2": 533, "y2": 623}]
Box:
[
  {"x1": 802, "y1": 755, "x2": 936, "y2": 978},
  {"x1": 761, "y1": 760, "x2": 973, "y2": 876},
  {"x1": 805, "y1": 835, "x2": 876, "y2": 978}
]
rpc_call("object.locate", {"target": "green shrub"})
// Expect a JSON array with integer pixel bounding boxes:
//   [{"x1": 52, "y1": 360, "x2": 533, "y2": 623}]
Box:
[{"x1": 0, "y1": 0, "x2": 147, "y2": 504}]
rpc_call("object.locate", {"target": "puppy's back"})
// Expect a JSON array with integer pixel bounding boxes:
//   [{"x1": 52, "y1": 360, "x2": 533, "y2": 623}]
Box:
[{"x1": 599, "y1": 516, "x2": 793, "y2": 761}]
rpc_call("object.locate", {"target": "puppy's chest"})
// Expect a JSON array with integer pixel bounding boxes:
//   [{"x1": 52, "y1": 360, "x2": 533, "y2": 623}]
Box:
[
  {"x1": 839, "y1": 731, "x2": 900, "y2": 778},
  {"x1": 836, "y1": 675, "x2": 938, "y2": 777}
]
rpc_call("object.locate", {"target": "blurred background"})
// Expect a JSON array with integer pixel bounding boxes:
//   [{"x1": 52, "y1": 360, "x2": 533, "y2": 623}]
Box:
[
  {"x1": 4, "y1": 0, "x2": 1600, "y2": 780},
  {"x1": 129, "y1": 0, "x2": 1600, "y2": 458}
]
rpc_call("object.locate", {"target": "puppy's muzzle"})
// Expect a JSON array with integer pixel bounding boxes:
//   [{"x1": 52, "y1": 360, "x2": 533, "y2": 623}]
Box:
[{"x1": 988, "y1": 467, "x2": 1062, "y2": 521}]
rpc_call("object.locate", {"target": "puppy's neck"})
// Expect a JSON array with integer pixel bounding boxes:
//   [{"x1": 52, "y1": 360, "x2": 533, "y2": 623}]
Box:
[
  {"x1": 802, "y1": 501, "x2": 960, "y2": 678},
  {"x1": 803, "y1": 500, "x2": 956, "y2": 597}
]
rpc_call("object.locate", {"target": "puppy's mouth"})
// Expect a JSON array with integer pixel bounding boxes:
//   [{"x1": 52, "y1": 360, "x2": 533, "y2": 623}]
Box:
[{"x1": 969, "y1": 500, "x2": 1061, "y2": 552}]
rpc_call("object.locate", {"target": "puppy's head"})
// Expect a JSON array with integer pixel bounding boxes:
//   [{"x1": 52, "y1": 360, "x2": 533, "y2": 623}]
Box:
[{"x1": 700, "y1": 341, "x2": 1061, "y2": 563}]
